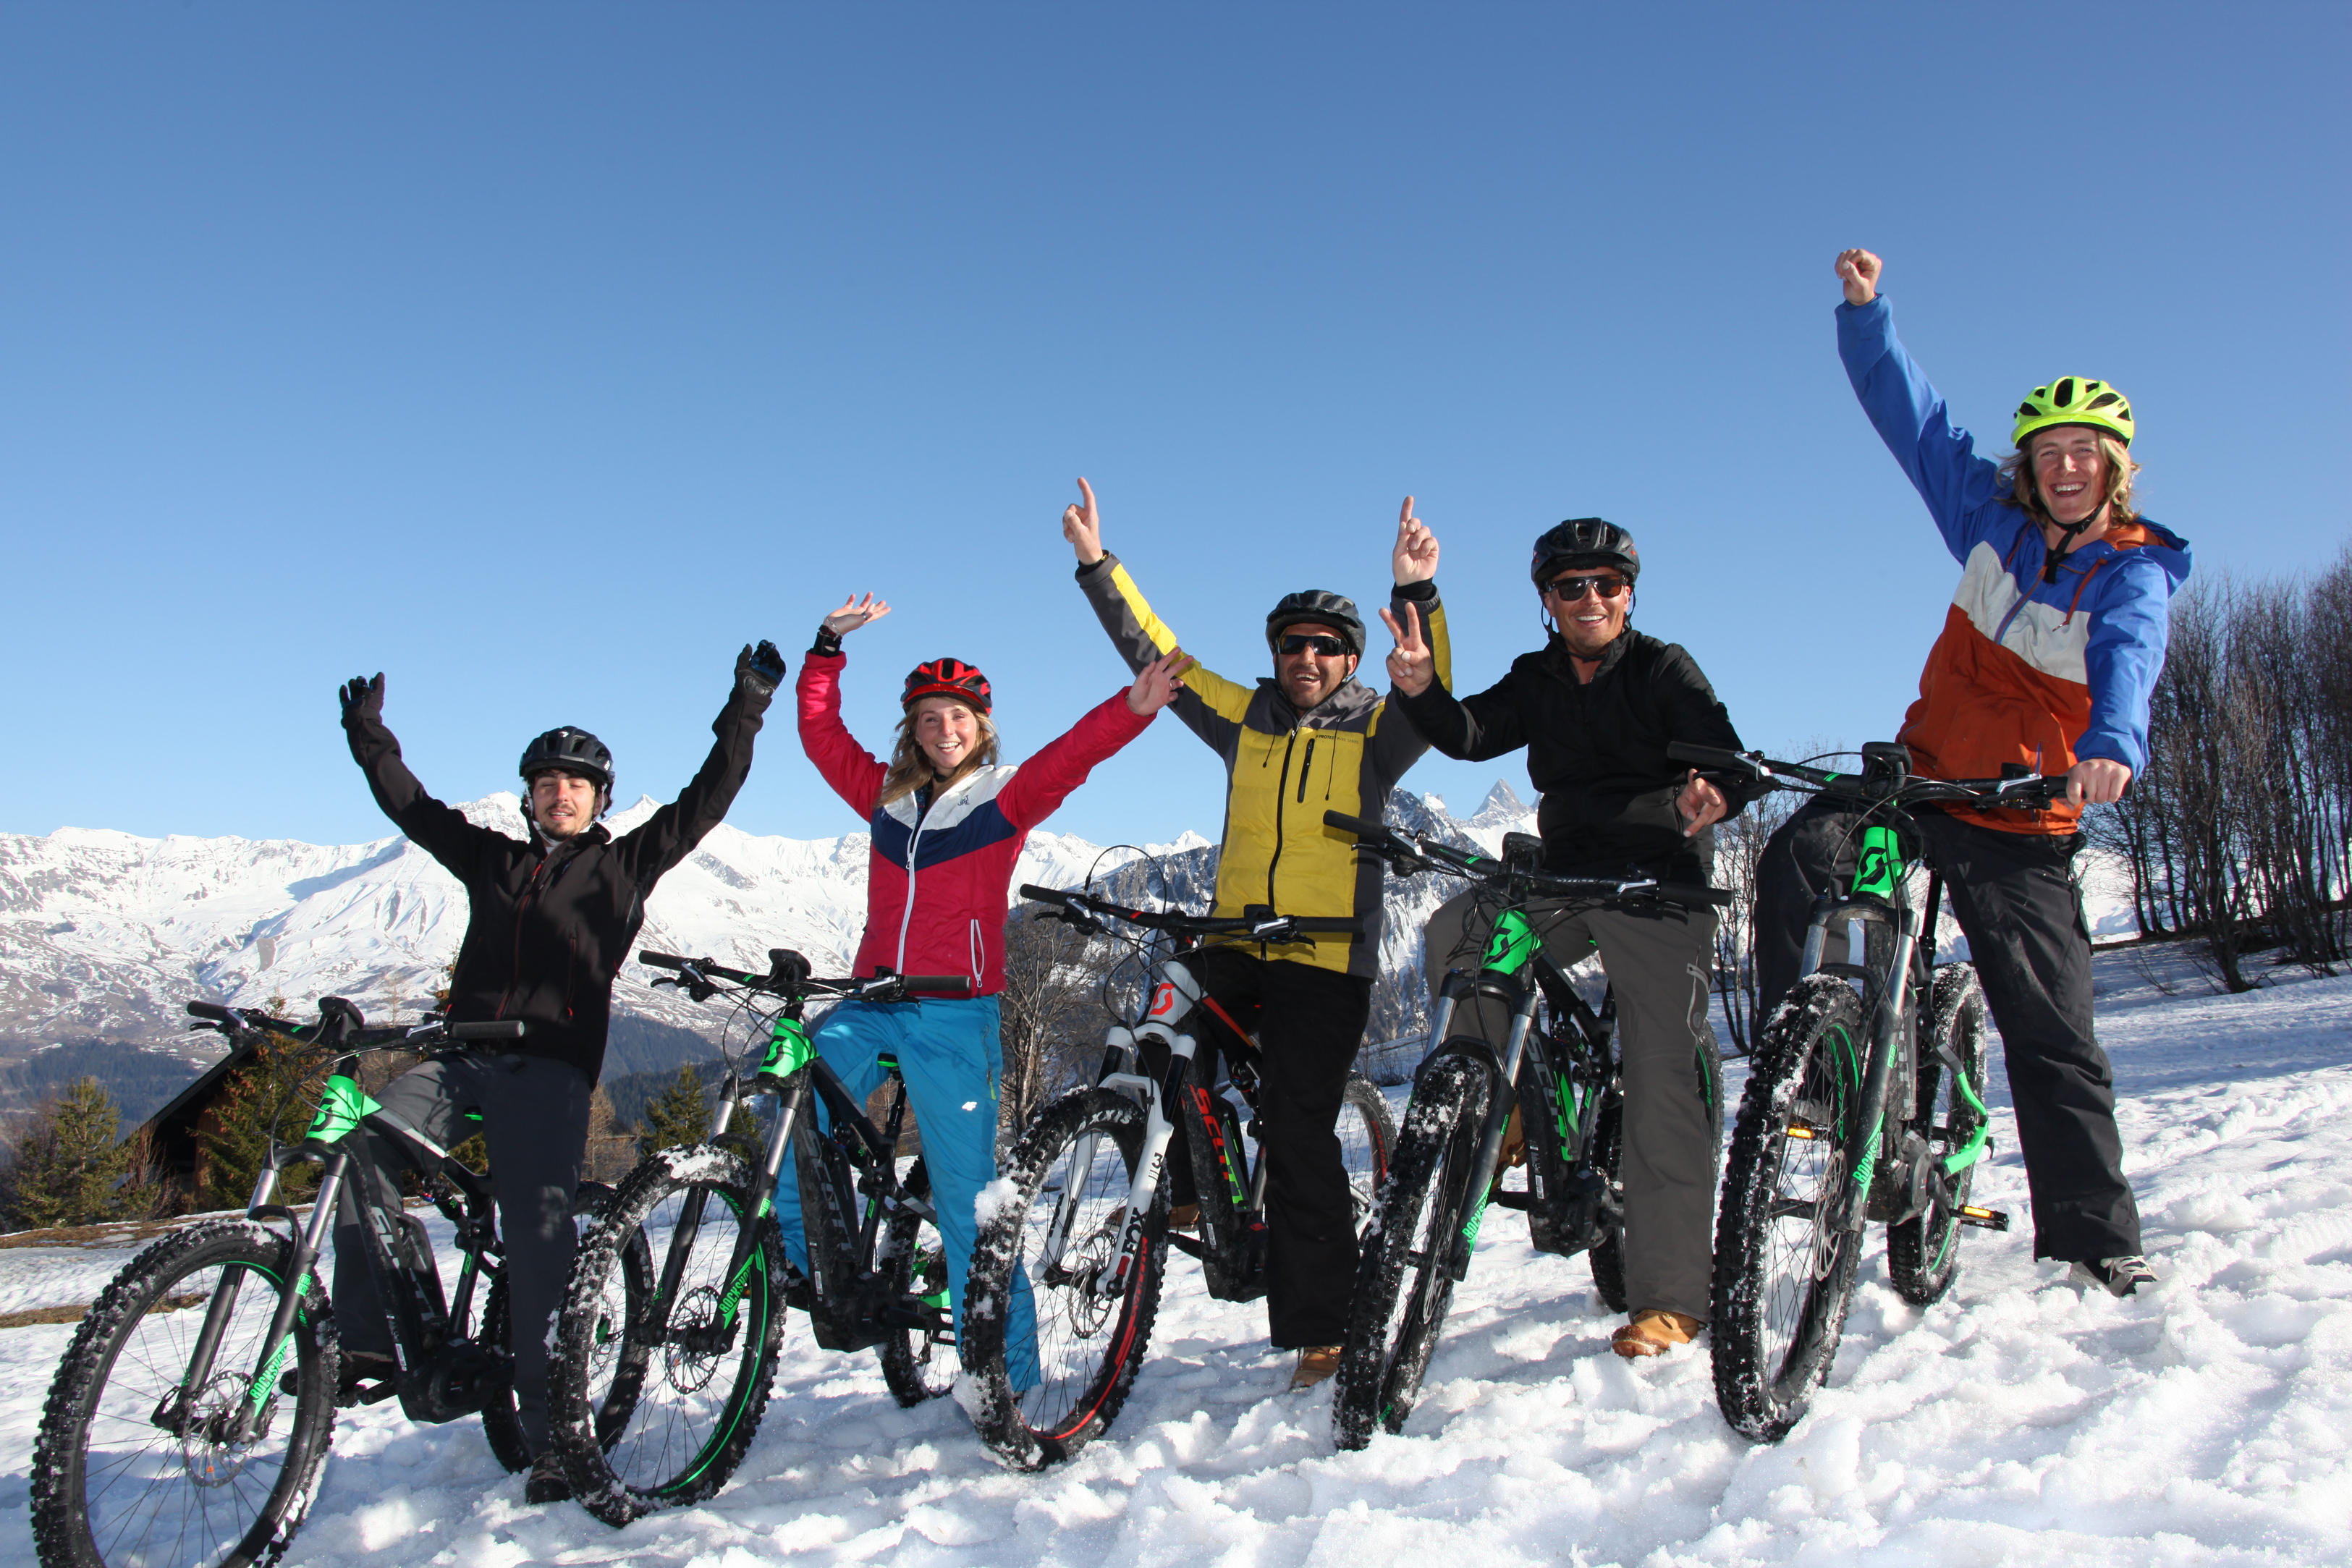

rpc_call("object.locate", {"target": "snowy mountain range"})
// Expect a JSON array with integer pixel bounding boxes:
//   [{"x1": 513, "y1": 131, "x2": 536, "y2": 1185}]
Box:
[{"x1": 0, "y1": 782, "x2": 1538, "y2": 1111}]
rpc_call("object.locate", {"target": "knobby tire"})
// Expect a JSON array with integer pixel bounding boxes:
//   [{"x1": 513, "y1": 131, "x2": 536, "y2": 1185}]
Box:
[
  {"x1": 877, "y1": 1157, "x2": 963, "y2": 1407},
  {"x1": 1886, "y1": 965, "x2": 1989, "y2": 1305}
]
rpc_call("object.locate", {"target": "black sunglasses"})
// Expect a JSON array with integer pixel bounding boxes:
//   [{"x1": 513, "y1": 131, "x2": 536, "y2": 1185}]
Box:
[
  {"x1": 1545, "y1": 573, "x2": 1629, "y2": 603},
  {"x1": 1277, "y1": 633, "x2": 1351, "y2": 657}
]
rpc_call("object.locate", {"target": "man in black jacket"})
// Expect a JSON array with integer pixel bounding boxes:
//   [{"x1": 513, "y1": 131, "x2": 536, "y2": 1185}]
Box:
[
  {"x1": 1387, "y1": 520, "x2": 1757, "y2": 1358},
  {"x1": 334, "y1": 640, "x2": 781, "y2": 1498}
]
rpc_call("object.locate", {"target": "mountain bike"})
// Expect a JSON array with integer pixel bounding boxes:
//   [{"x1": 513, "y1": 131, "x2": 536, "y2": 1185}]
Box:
[
  {"x1": 1319, "y1": 810, "x2": 1732, "y2": 1451},
  {"x1": 32, "y1": 997, "x2": 635, "y2": 1568},
  {"x1": 546, "y1": 951, "x2": 974, "y2": 1525},
  {"x1": 1666, "y1": 739, "x2": 2067, "y2": 1441},
  {"x1": 959, "y1": 886, "x2": 1397, "y2": 1470}
]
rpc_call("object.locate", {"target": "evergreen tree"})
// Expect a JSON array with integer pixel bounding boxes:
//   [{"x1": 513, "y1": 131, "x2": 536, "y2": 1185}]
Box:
[
  {"x1": 6, "y1": 1078, "x2": 145, "y2": 1229},
  {"x1": 637, "y1": 1065, "x2": 711, "y2": 1156}
]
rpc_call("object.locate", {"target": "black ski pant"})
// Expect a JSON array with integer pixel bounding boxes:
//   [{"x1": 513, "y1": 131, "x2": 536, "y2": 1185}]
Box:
[
  {"x1": 1754, "y1": 800, "x2": 2141, "y2": 1263},
  {"x1": 1143, "y1": 950, "x2": 1373, "y2": 1350},
  {"x1": 1424, "y1": 889, "x2": 1724, "y2": 1323},
  {"x1": 331, "y1": 1052, "x2": 592, "y2": 1454}
]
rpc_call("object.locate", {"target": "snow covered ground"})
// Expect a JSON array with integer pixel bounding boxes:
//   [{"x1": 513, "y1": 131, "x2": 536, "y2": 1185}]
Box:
[{"x1": 1, "y1": 945, "x2": 2346, "y2": 1566}]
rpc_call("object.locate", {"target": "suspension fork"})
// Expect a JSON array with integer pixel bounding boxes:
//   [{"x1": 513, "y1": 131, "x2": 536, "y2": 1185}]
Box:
[
  {"x1": 1451, "y1": 983, "x2": 1539, "y2": 1274},
  {"x1": 1840, "y1": 915, "x2": 1917, "y2": 1234},
  {"x1": 227, "y1": 1148, "x2": 348, "y2": 1442}
]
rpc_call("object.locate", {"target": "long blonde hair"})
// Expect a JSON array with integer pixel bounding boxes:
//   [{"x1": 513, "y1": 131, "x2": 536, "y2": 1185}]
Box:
[
  {"x1": 877, "y1": 700, "x2": 1002, "y2": 808},
  {"x1": 1998, "y1": 433, "x2": 2141, "y2": 529}
]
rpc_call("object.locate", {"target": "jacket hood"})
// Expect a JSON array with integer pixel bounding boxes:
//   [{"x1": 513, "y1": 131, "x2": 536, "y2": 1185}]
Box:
[{"x1": 2118, "y1": 518, "x2": 2193, "y2": 592}]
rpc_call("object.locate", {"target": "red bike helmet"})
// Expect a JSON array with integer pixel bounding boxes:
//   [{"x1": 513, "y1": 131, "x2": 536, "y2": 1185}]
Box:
[{"x1": 902, "y1": 657, "x2": 992, "y2": 714}]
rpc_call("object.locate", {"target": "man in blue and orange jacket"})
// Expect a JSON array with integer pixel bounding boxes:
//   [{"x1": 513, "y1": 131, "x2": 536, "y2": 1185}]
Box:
[{"x1": 1756, "y1": 248, "x2": 2191, "y2": 1299}]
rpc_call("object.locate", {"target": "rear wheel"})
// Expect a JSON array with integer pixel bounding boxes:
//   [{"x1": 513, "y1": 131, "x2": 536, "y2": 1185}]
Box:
[
  {"x1": 1711, "y1": 976, "x2": 1868, "y2": 1443},
  {"x1": 877, "y1": 1158, "x2": 961, "y2": 1407},
  {"x1": 963, "y1": 1088, "x2": 1164, "y2": 1471},
  {"x1": 1331, "y1": 1051, "x2": 1490, "y2": 1451},
  {"x1": 549, "y1": 1148, "x2": 784, "y2": 1525},
  {"x1": 32, "y1": 1219, "x2": 337, "y2": 1568},
  {"x1": 1887, "y1": 965, "x2": 1989, "y2": 1305},
  {"x1": 1337, "y1": 1074, "x2": 1396, "y2": 1233},
  {"x1": 479, "y1": 1179, "x2": 636, "y2": 1473}
]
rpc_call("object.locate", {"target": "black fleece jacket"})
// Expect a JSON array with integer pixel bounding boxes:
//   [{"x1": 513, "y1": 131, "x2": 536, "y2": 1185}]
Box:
[
  {"x1": 342, "y1": 677, "x2": 769, "y2": 1083},
  {"x1": 1394, "y1": 628, "x2": 1762, "y2": 883}
]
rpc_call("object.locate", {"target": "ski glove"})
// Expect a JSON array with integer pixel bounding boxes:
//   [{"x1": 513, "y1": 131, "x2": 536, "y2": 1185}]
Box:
[
  {"x1": 737, "y1": 640, "x2": 787, "y2": 699},
  {"x1": 339, "y1": 672, "x2": 385, "y2": 726}
]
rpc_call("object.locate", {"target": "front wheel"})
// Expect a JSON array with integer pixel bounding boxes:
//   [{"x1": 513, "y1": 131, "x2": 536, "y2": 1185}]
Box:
[
  {"x1": 1887, "y1": 965, "x2": 1990, "y2": 1305},
  {"x1": 1710, "y1": 975, "x2": 1869, "y2": 1443},
  {"x1": 549, "y1": 1147, "x2": 784, "y2": 1525},
  {"x1": 1332, "y1": 1051, "x2": 1490, "y2": 1451},
  {"x1": 876, "y1": 1158, "x2": 961, "y2": 1407},
  {"x1": 962, "y1": 1088, "x2": 1165, "y2": 1471},
  {"x1": 32, "y1": 1219, "x2": 338, "y2": 1568},
  {"x1": 1337, "y1": 1073, "x2": 1397, "y2": 1233}
]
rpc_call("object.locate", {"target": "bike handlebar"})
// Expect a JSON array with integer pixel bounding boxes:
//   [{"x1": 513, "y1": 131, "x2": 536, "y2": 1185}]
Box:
[
  {"x1": 1016, "y1": 884, "x2": 1363, "y2": 942},
  {"x1": 1320, "y1": 811, "x2": 1733, "y2": 910},
  {"x1": 637, "y1": 951, "x2": 972, "y2": 1001},
  {"x1": 183, "y1": 999, "x2": 528, "y2": 1049},
  {"x1": 1663, "y1": 742, "x2": 2076, "y2": 810}
]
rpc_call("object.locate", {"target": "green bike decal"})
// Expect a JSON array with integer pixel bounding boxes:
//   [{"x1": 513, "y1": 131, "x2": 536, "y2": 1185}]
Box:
[
  {"x1": 1940, "y1": 1057, "x2": 1993, "y2": 1175},
  {"x1": 1482, "y1": 910, "x2": 1538, "y2": 975},
  {"x1": 1461, "y1": 1190, "x2": 1492, "y2": 1250},
  {"x1": 1851, "y1": 826, "x2": 1904, "y2": 899},
  {"x1": 248, "y1": 1333, "x2": 296, "y2": 1413},
  {"x1": 1552, "y1": 1070, "x2": 1578, "y2": 1161},
  {"x1": 305, "y1": 1075, "x2": 381, "y2": 1145},
  {"x1": 761, "y1": 1017, "x2": 816, "y2": 1079}
]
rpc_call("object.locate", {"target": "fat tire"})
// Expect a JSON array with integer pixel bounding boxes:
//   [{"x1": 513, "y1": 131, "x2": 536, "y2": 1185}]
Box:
[
  {"x1": 1710, "y1": 976, "x2": 1869, "y2": 1443},
  {"x1": 33, "y1": 1219, "x2": 337, "y2": 1568},
  {"x1": 962, "y1": 1088, "x2": 1164, "y2": 1472},
  {"x1": 1887, "y1": 965, "x2": 1989, "y2": 1305},
  {"x1": 877, "y1": 1158, "x2": 961, "y2": 1407},
  {"x1": 549, "y1": 1147, "x2": 783, "y2": 1526},
  {"x1": 1332, "y1": 1051, "x2": 1489, "y2": 1451},
  {"x1": 478, "y1": 1179, "x2": 638, "y2": 1474},
  {"x1": 1337, "y1": 1074, "x2": 1397, "y2": 1233}
]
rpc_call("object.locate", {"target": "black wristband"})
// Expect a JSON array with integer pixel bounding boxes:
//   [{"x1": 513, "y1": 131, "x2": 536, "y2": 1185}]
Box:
[{"x1": 811, "y1": 627, "x2": 843, "y2": 658}]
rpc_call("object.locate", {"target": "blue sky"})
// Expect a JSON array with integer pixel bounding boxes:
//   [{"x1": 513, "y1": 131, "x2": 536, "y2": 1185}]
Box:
[{"x1": 3, "y1": 4, "x2": 2345, "y2": 852}]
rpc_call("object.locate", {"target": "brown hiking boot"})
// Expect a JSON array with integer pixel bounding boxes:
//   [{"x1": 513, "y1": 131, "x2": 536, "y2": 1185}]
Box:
[
  {"x1": 1611, "y1": 1310, "x2": 1703, "y2": 1359},
  {"x1": 1494, "y1": 1103, "x2": 1526, "y2": 1184},
  {"x1": 1169, "y1": 1203, "x2": 1200, "y2": 1232},
  {"x1": 1289, "y1": 1345, "x2": 1342, "y2": 1391}
]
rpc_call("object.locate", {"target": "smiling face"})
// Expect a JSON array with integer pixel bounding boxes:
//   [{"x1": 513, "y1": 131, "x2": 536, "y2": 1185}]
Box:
[
  {"x1": 912, "y1": 696, "x2": 982, "y2": 776},
  {"x1": 2029, "y1": 425, "x2": 2112, "y2": 526},
  {"x1": 1273, "y1": 622, "x2": 1358, "y2": 711},
  {"x1": 1542, "y1": 570, "x2": 1632, "y2": 661},
  {"x1": 529, "y1": 769, "x2": 601, "y2": 839}
]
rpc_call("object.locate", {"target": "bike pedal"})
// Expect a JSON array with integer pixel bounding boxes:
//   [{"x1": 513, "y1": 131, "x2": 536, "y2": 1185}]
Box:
[{"x1": 1956, "y1": 1205, "x2": 2010, "y2": 1232}]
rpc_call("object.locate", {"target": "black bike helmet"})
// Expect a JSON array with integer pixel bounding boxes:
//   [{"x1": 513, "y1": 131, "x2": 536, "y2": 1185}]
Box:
[
  {"x1": 1530, "y1": 517, "x2": 1641, "y2": 587},
  {"x1": 1264, "y1": 590, "x2": 1367, "y2": 657},
  {"x1": 519, "y1": 726, "x2": 615, "y2": 794}
]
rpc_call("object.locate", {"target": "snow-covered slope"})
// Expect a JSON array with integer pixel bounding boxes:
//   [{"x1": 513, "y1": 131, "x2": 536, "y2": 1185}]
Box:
[{"x1": 0, "y1": 946, "x2": 2340, "y2": 1564}]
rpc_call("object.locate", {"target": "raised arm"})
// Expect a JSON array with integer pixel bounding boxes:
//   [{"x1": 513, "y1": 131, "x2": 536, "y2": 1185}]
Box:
[
  {"x1": 1832, "y1": 248, "x2": 2010, "y2": 564},
  {"x1": 795, "y1": 597, "x2": 894, "y2": 819},
  {"x1": 1391, "y1": 661, "x2": 1530, "y2": 763},
  {"x1": 996, "y1": 652, "x2": 1181, "y2": 829},
  {"x1": 1066, "y1": 477, "x2": 1254, "y2": 750},
  {"x1": 614, "y1": 641, "x2": 782, "y2": 883},
  {"x1": 338, "y1": 673, "x2": 503, "y2": 876},
  {"x1": 1372, "y1": 496, "x2": 1451, "y2": 773}
]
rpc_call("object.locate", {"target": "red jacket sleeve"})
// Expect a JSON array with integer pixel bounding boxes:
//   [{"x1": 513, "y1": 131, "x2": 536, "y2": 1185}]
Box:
[
  {"x1": 997, "y1": 692, "x2": 1153, "y2": 830},
  {"x1": 796, "y1": 651, "x2": 887, "y2": 818}
]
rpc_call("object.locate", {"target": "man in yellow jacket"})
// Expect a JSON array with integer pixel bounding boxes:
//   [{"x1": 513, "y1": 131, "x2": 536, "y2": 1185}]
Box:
[{"x1": 1064, "y1": 479, "x2": 1449, "y2": 1388}]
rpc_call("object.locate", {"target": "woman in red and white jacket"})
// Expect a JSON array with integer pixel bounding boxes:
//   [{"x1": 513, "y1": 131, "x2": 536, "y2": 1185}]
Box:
[{"x1": 782, "y1": 592, "x2": 1186, "y2": 1373}]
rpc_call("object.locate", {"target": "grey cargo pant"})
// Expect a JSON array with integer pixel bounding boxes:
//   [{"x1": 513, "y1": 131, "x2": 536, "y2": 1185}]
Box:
[
  {"x1": 331, "y1": 1052, "x2": 592, "y2": 1454},
  {"x1": 1425, "y1": 889, "x2": 1723, "y2": 1323}
]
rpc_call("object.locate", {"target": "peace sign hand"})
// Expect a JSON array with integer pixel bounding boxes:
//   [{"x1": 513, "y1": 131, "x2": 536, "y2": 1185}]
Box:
[
  {"x1": 1380, "y1": 602, "x2": 1435, "y2": 697},
  {"x1": 821, "y1": 594, "x2": 892, "y2": 637},
  {"x1": 1392, "y1": 495, "x2": 1438, "y2": 585}
]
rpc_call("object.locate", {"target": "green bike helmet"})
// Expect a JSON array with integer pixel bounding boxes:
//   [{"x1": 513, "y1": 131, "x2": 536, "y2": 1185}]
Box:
[{"x1": 2013, "y1": 376, "x2": 2134, "y2": 449}]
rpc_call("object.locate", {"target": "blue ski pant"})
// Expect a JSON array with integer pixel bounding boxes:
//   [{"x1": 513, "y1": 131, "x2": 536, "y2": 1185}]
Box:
[{"x1": 771, "y1": 995, "x2": 1038, "y2": 1387}]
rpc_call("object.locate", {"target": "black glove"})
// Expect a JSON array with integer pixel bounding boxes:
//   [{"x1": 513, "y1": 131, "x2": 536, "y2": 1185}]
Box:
[
  {"x1": 736, "y1": 640, "x2": 786, "y2": 698},
  {"x1": 811, "y1": 625, "x2": 844, "y2": 658},
  {"x1": 339, "y1": 673, "x2": 384, "y2": 725}
]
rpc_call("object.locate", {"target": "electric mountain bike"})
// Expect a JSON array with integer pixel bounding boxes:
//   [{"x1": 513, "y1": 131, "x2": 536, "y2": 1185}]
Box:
[
  {"x1": 1667, "y1": 740, "x2": 2069, "y2": 1441},
  {"x1": 1321, "y1": 810, "x2": 1732, "y2": 1451},
  {"x1": 546, "y1": 951, "x2": 974, "y2": 1525},
  {"x1": 959, "y1": 886, "x2": 1397, "y2": 1470},
  {"x1": 32, "y1": 997, "x2": 638, "y2": 1568}
]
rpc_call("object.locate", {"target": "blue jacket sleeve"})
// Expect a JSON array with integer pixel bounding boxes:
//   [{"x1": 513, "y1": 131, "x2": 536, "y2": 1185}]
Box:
[
  {"x1": 1837, "y1": 297, "x2": 2013, "y2": 565},
  {"x1": 2076, "y1": 552, "x2": 2174, "y2": 773}
]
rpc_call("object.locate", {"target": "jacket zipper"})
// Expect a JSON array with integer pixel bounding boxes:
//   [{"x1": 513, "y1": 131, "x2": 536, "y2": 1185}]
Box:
[
  {"x1": 1297, "y1": 738, "x2": 1316, "y2": 804},
  {"x1": 496, "y1": 855, "x2": 555, "y2": 1021},
  {"x1": 894, "y1": 808, "x2": 923, "y2": 975},
  {"x1": 1265, "y1": 726, "x2": 1300, "y2": 906}
]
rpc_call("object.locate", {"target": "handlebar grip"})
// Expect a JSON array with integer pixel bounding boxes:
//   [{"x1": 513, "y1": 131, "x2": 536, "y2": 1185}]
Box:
[
  {"x1": 1285, "y1": 918, "x2": 1364, "y2": 933},
  {"x1": 1016, "y1": 885, "x2": 1068, "y2": 904},
  {"x1": 1664, "y1": 742, "x2": 1756, "y2": 774},
  {"x1": 1321, "y1": 810, "x2": 1388, "y2": 840},
  {"x1": 638, "y1": 952, "x2": 688, "y2": 970},
  {"x1": 186, "y1": 1001, "x2": 233, "y2": 1022},
  {"x1": 1654, "y1": 883, "x2": 1735, "y2": 910},
  {"x1": 897, "y1": 976, "x2": 973, "y2": 995},
  {"x1": 447, "y1": 1020, "x2": 527, "y2": 1041}
]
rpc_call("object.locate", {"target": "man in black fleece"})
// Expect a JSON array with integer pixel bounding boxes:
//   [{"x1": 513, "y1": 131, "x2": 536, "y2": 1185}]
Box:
[
  {"x1": 1386, "y1": 520, "x2": 1759, "y2": 1358},
  {"x1": 334, "y1": 640, "x2": 782, "y2": 1498}
]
